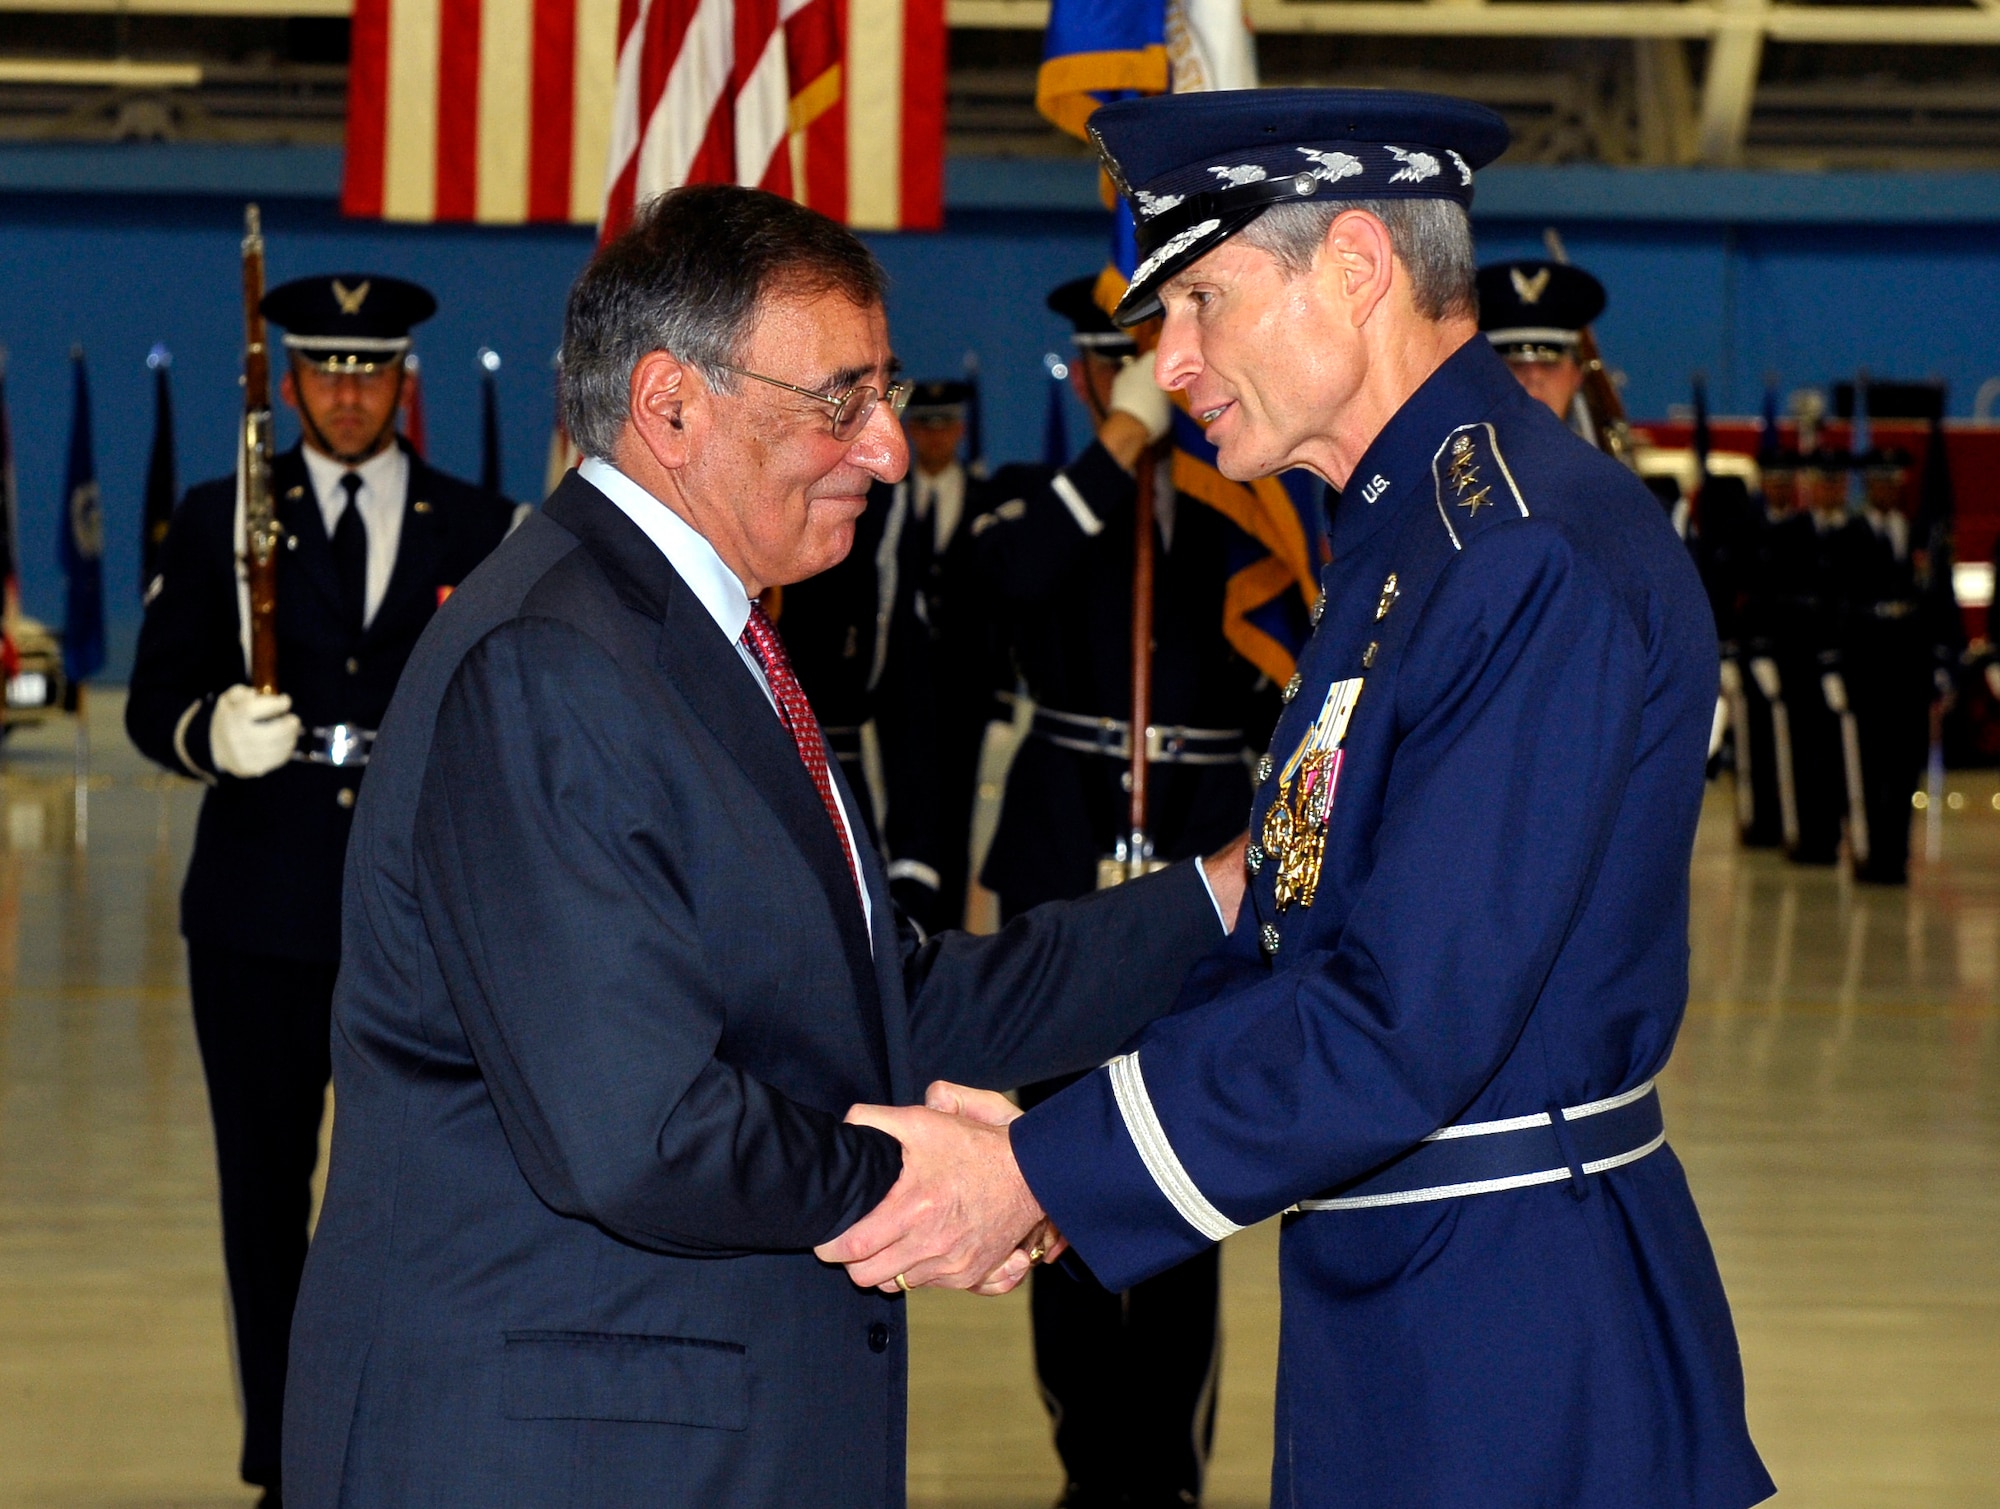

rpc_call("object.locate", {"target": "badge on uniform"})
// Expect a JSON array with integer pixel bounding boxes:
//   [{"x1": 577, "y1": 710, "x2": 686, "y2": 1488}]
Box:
[{"x1": 1260, "y1": 677, "x2": 1364, "y2": 912}]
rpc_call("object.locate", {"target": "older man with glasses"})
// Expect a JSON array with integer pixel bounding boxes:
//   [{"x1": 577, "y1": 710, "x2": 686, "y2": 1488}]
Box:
[{"x1": 281, "y1": 184, "x2": 1249, "y2": 1509}]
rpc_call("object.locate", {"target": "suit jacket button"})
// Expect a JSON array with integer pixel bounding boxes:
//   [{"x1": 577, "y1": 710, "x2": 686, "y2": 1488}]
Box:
[
  {"x1": 346, "y1": 656, "x2": 360, "y2": 675},
  {"x1": 336, "y1": 788, "x2": 356, "y2": 810},
  {"x1": 1255, "y1": 754, "x2": 1274, "y2": 784},
  {"x1": 1281, "y1": 672, "x2": 1302, "y2": 704},
  {"x1": 867, "y1": 1322, "x2": 890, "y2": 1353},
  {"x1": 1259, "y1": 923, "x2": 1281, "y2": 957},
  {"x1": 1245, "y1": 842, "x2": 1264, "y2": 875}
]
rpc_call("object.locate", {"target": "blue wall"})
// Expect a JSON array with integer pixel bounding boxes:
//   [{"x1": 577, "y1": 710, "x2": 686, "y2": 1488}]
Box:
[{"x1": 1, "y1": 167, "x2": 1997, "y2": 679}]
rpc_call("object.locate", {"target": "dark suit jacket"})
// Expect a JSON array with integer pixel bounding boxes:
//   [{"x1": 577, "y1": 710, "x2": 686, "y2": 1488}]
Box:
[
  {"x1": 282, "y1": 470, "x2": 1223, "y2": 1508},
  {"x1": 124, "y1": 442, "x2": 515, "y2": 962}
]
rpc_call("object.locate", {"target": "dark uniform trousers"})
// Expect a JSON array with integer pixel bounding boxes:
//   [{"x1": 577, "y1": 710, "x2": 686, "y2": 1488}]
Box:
[
  {"x1": 125, "y1": 443, "x2": 512, "y2": 1492},
  {"x1": 973, "y1": 440, "x2": 1277, "y2": 1507}
]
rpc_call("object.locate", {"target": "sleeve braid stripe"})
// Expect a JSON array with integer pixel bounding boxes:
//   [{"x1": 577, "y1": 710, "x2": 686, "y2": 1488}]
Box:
[{"x1": 1107, "y1": 1052, "x2": 1242, "y2": 1242}]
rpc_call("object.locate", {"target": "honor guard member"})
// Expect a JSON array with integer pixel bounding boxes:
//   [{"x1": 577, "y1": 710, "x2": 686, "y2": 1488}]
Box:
[
  {"x1": 1764, "y1": 450, "x2": 1850, "y2": 864},
  {"x1": 972, "y1": 279, "x2": 1276, "y2": 1508},
  {"x1": 905, "y1": 379, "x2": 1003, "y2": 929},
  {"x1": 125, "y1": 274, "x2": 516, "y2": 1507},
  {"x1": 1726, "y1": 455, "x2": 1794, "y2": 847},
  {"x1": 1829, "y1": 447, "x2": 1959, "y2": 883},
  {"x1": 774, "y1": 454, "x2": 949, "y2": 930},
  {"x1": 1475, "y1": 258, "x2": 1606, "y2": 438},
  {"x1": 1006, "y1": 88, "x2": 1773, "y2": 1509}
]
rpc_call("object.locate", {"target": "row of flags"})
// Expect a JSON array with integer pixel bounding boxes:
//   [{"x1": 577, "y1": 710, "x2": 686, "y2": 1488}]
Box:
[{"x1": 341, "y1": 0, "x2": 945, "y2": 231}]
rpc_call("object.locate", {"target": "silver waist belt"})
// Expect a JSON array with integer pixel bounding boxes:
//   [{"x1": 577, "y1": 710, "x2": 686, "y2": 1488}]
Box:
[
  {"x1": 1293, "y1": 1081, "x2": 1665, "y2": 1211},
  {"x1": 292, "y1": 723, "x2": 377, "y2": 768},
  {"x1": 1031, "y1": 708, "x2": 1245, "y2": 766}
]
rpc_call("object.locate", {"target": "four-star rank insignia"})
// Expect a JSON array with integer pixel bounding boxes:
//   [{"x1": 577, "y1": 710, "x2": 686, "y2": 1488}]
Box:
[
  {"x1": 1430, "y1": 422, "x2": 1528, "y2": 550},
  {"x1": 1259, "y1": 676, "x2": 1365, "y2": 913}
]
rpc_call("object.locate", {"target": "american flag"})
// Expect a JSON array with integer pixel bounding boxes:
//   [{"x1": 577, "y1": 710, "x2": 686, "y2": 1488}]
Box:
[{"x1": 342, "y1": 0, "x2": 945, "y2": 231}]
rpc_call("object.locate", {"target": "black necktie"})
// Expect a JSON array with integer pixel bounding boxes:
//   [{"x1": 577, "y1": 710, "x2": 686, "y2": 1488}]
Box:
[{"x1": 332, "y1": 472, "x2": 368, "y2": 634}]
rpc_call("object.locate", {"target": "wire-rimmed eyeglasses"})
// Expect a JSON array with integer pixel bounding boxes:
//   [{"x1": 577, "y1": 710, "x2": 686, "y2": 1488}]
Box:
[{"x1": 715, "y1": 364, "x2": 912, "y2": 442}]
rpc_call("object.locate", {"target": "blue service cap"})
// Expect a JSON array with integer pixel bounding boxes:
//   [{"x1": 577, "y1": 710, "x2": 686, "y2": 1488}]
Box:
[{"x1": 1088, "y1": 88, "x2": 1511, "y2": 327}]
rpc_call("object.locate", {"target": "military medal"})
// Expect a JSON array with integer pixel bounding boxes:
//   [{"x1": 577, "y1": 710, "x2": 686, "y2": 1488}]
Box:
[{"x1": 1258, "y1": 677, "x2": 1365, "y2": 913}]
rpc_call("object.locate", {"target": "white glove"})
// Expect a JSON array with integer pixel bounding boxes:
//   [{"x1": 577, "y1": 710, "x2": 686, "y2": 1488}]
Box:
[
  {"x1": 1821, "y1": 672, "x2": 1849, "y2": 715},
  {"x1": 1749, "y1": 657, "x2": 1782, "y2": 702},
  {"x1": 1107, "y1": 355, "x2": 1171, "y2": 443},
  {"x1": 209, "y1": 684, "x2": 302, "y2": 779}
]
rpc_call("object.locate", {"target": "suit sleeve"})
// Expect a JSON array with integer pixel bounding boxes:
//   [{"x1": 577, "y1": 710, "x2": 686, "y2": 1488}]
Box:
[
  {"x1": 124, "y1": 489, "x2": 241, "y2": 784},
  {"x1": 898, "y1": 857, "x2": 1225, "y2": 1091},
  {"x1": 1012, "y1": 521, "x2": 1649, "y2": 1288},
  {"x1": 413, "y1": 617, "x2": 902, "y2": 1256},
  {"x1": 971, "y1": 442, "x2": 1134, "y2": 602}
]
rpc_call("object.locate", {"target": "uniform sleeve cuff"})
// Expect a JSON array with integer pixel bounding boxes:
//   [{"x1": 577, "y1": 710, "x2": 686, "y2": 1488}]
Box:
[
  {"x1": 173, "y1": 696, "x2": 219, "y2": 785},
  {"x1": 1013, "y1": 1057, "x2": 1229, "y2": 1292}
]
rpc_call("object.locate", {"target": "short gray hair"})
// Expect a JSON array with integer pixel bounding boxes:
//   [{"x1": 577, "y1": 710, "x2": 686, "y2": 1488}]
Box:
[
  {"x1": 560, "y1": 184, "x2": 887, "y2": 462},
  {"x1": 1237, "y1": 198, "x2": 1476, "y2": 323}
]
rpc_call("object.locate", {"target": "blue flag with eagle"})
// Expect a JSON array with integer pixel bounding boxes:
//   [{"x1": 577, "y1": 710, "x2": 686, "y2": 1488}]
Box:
[
  {"x1": 1038, "y1": 0, "x2": 1327, "y2": 684},
  {"x1": 59, "y1": 347, "x2": 105, "y2": 684}
]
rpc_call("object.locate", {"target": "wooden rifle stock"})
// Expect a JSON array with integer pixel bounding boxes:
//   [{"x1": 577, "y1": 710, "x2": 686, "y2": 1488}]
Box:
[
  {"x1": 1097, "y1": 440, "x2": 1166, "y2": 889},
  {"x1": 1542, "y1": 227, "x2": 1635, "y2": 467},
  {"x1": 241, "y1": 204, "x2": 279, "y2": 693}
]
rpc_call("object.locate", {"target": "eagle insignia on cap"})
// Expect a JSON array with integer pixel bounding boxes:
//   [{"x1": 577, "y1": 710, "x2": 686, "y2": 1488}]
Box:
[
  {"x1": 1386, "y1": 147, "x2": 1442, "y2": 183},
  {"x1": 1298, "y1": 148, "x2": 1364, "y2": 184},
  {"x1": 1209, "y1": 163, "x2": 1268, "y2": 187},
  {"x1": 1510, "y1": 267, "x2": 1552, "y2": 305},
  {"x1": 331, "y1": 279, "x2": 372, "y2": 316}
]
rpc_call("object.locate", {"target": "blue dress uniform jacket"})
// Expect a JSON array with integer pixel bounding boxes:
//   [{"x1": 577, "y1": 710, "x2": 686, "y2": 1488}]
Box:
[
  {"x1": 281, "y1": 470, "x2": 1224, "y2": 1509},
  {"x1": 125, "y1": 441, "x2": 516, "y2": 962},
  {"x1": 1013, "y1": 339, "x2": 1774, "y2": 1509}
]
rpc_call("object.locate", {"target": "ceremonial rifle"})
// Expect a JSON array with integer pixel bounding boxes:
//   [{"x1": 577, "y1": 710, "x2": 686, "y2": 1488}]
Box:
[
  {"x1": 1542, "y1": 228, "x2": 1635, "y2": 468},
  {"x1": 1099, "y1": 439, "x2": 1169, "y2": 888},
  {"x1": 241, "y1": 204, "x2": 279, "y2": 693}
]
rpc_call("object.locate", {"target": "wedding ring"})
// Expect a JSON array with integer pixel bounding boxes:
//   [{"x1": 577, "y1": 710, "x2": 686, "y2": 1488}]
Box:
[{"x1": 894, "y1": 1272, "x2": 911, "y2": 1292}]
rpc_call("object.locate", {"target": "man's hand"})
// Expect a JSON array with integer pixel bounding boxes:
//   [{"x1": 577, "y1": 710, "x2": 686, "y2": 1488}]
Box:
[
  {"x1": 1201, "y1": 832, "x2": 1250, "y2": 934},
  {"x1": 814, "y1": 1084, "x2": 1049, "y2": 1294}
]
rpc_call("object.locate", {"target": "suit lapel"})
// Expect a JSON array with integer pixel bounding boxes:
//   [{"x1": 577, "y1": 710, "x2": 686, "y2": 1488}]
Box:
[
  {"x1": 544, "y1": 475, "x2": 887, "y2": 1055},
  {"x1": 275, "y1": 450, "x2": 346, "y2": 620}
]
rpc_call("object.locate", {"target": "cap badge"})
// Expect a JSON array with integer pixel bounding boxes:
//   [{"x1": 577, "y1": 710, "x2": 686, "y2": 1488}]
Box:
[
  {"x1": 1299, "y1": 148, "x2": 1363, "y2": 185},
  {"x1": 1135, "y1": 189, "x2": 1185, "y2": 220},
  {"x1": 332, "y1": 278, "x2": 372, "y2": 315},
  {"x1": 1386, "y1": 147, "x2": 1441, "y2": 184},
  {"x1": 1510, "y1": 267, "x2": 1552, "y2": 305},
  {"x1": 1447, "y1": 149, "x2": 1474, "y2": 186},
  {"x1": 1209, "y1": 163, "x2": 1268, "y2": 187}
]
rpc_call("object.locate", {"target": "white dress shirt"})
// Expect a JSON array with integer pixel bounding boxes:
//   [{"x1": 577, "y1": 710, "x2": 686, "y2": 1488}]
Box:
[
  {"x1": 301, "y1": 442, "x2": 409, "y2": 629},
  {"x1": 912, "y1": 461, "x2": 966, "y2": 555},
  {"x1": 580, "y1": 457, "x2": 873, "y2": 944}
]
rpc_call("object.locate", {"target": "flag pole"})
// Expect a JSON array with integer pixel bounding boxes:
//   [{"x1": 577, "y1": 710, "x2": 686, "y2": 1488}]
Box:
[{"x1": 73, "y1": 682, "x2": 87, "y2": 850}]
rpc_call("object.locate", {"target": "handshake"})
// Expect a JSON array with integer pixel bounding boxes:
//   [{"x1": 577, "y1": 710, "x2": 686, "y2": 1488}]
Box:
[{"x1": 814, "y1": 1081, "x2": 1063, "y2": 1297}]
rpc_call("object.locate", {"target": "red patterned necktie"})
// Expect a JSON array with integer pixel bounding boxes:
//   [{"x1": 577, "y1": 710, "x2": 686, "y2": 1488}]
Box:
[{"x1": 739, "y1": 602, "x2": 862, "y2": 901}]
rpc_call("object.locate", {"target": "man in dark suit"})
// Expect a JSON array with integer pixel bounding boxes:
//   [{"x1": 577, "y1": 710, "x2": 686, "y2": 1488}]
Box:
[
  {"x1": 282, "y1": 185, "x2": 1245, "y2": 1509},
  {"x1": 124, "y1": 273, "x2": 515, "y2": 1507}
]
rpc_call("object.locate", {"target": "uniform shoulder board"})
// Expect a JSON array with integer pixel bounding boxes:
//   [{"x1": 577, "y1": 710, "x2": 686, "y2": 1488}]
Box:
[{"x1": 1430, "y1": 422, "x2": 1528, "y2": 551}]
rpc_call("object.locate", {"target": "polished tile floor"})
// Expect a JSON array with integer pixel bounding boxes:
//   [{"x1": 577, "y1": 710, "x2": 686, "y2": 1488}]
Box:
[{"x1": 0, "y1": 692, "x2": 1994, "y2": 1507}]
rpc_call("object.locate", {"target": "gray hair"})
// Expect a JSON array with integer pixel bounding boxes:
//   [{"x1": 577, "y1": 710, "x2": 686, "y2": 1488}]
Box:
[
  {"x1": 560, "y1": 184, "x2": 887, "y2": 462},
  {"x1": 1237, "y1": 198, "x2": 1477, "y2": 323}
]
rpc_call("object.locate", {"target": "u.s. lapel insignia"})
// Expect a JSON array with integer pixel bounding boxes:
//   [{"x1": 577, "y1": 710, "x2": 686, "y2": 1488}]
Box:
[{"x1": 1258, "y1": 676, "x2": 1365, "y2": 913}]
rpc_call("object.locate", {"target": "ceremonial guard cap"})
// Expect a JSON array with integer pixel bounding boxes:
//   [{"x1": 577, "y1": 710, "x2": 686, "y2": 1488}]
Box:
[
  {"x1": 1084, "y1": 88, "x2": 1510, "y2": 326},
  {"x1": 1046, "y1": 276, "x2": 1138, "y2": 353},
  {"x1": 261, "y1": 273, "x2": 438, "y2": 373},
  {"x1": 1475, "y1": 260, "x2": 1607, "y2": 363},
  {"x1": 903, "y1": 379, "x2": 972, "y2": 424}
]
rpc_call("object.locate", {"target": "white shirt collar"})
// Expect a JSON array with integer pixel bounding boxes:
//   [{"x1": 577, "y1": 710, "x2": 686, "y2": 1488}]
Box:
[
  {"x1": 579, "y1": 457, "x2": 753, "y2": 643},
  {"x1": 301, "y1": 440, "x2": 406, "y2": 523}
]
